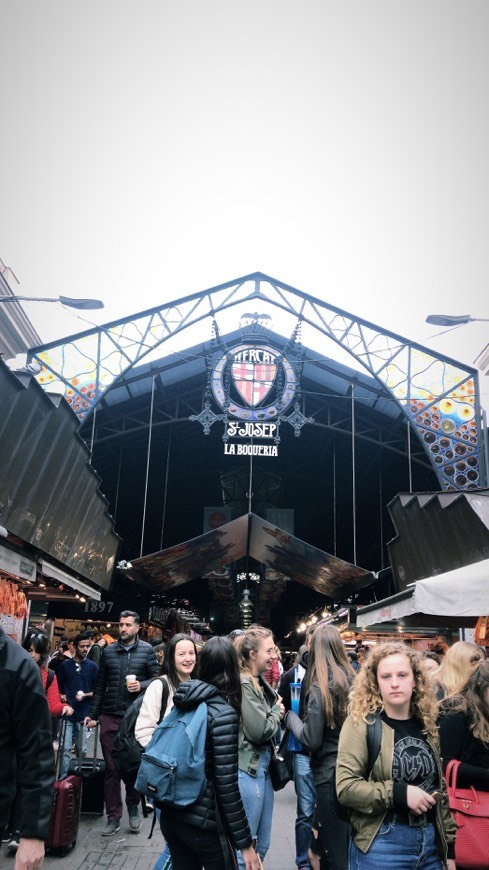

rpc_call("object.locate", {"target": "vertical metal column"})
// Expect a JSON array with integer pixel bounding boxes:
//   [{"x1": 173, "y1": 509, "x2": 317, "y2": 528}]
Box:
[
  {"x1": 379, "y1": 452, "x2": 384, "y2": 570},
  {"x1": 351, "y1": 384, "x2": 357, "y2": 566},
  {"x1": 160, "y1": 433, "x2": 172, "y2": 552},
  {"x1": 89, "y1": 405, "x2": 97, "y2": 455},
  {"x1": 114, "y1": 439, "x2": 123, "y2": 521},
  {"x1": 407, "y1": 418, "x2": 413, "y2": 493},
  {"x1": 333, "y1": 434, "x2": 337, "y2": 557},
  {"x1": 140, "y1": 375, "x2": 156, "y2": 558}
]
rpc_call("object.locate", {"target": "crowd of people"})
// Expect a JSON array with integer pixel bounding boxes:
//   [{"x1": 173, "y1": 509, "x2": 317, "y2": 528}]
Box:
[{"x1": 1, "y1": 611, "x2": 489, "y2": 870}]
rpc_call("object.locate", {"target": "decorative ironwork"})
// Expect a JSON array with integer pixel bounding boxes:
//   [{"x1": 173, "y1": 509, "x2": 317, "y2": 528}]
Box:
[
  {"x1": 189, "y1": 401, "x2": 227, "y2": 435},
  {"x1": 283, "y1": 401, "x2": 316, "y2": 437},
  {"x1": 27, "y1": 271, "x2": 485, "y2": 491}
]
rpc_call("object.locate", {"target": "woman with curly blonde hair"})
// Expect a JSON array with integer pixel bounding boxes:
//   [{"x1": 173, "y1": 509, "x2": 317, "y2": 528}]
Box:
[
  {"x1": 336, "y1": 641, "x2": 456, "y2": 869},
  {"x1": 437, "y1": 640, "x2": 484, "y2": 699}
]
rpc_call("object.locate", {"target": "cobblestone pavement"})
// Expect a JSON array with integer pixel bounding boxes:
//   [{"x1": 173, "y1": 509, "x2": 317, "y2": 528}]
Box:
[{"x1": 1, "y1": 781, "x2": 297, "y2": 869}]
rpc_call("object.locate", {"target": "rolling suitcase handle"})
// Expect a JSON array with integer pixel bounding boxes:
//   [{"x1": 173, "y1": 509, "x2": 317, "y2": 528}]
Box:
[
  {"x1": 54, "y1": 716, "x2": 69, "y2": 781},
  {"x1": 87, "y1": 722, "x2": 101, "y2": 771}
]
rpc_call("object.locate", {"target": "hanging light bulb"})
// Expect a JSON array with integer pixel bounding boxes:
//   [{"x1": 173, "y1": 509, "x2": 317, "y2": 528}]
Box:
[{"x1": 239, "y1": 588, "x2": 254, "y2": 629}]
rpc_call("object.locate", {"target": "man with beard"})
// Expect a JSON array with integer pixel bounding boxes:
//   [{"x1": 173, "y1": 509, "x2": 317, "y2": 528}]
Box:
[
  {"x1": 57, "y1": 633, "x2": 98, "y2": 779},
  {"x1": 85, "y1": 611, "x2": 158, "y2": 836}
]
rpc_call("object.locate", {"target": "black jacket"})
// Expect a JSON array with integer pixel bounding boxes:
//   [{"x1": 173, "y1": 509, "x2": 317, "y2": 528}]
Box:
[
  {"x1": 0, "y1": 628, "x2": 55, "y2": 839},
  {"x1": 285, "y1": 664, "x2": 353, "y2": 785},
  {"x1": 285, "y1": 683, "x2": 344, "y2": 785},
  {"x1": 161, "y1": 679, "x2": 253, "y2": 852},
  {"x1": 439, "y1": 708, "x2": 489, "y2": 791},
  {"x1": 90, "y1": 636, "x2": 159, "y2": 719}
]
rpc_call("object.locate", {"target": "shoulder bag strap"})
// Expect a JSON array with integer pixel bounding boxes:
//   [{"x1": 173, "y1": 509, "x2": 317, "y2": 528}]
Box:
[
  {"x1": 157, "y1": 677, "x2": 170, "y2": 724},
  {"x1": 46, "y1": 668, "x2": 55, "y2": 693},
  {"x1": 366, "y1": 712, "x2": 382, "y2": 777},
  {"x1": 215, "y1": 800, "x2": 239, "y2": 870},
  {"x1": 445, "y1": 758, "x2": 461, "y2": 793}
]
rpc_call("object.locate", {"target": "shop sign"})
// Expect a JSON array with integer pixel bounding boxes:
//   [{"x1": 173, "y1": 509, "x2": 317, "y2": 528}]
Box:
[
  {"x1": 0, "y1": 544, "x2": 36, "y2": 581},
  {"x1": 190, "y1": 333, "x2": 314, "y2": 456},
  {"x1": 48, "y1": 587, "x2": 150, "y2": 622}
]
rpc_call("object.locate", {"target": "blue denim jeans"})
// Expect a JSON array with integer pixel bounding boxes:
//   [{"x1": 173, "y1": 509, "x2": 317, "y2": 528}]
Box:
[
  {"x1": 237, "y1": 748, "x2": 274, "y2": 867},
  {"x1": 60, "y1": 720, "x2": 87, "y2": 779},
  {"x1": 154, "y1": 843, "x2": 172, "y2": 870},
  {"x1": 349, "y1": 819, "x2": 443, "y2": 870},
  {"x1": 154, "y1": 808, "x2": 171, "y2": 870},
  {"x1": 293, "y1": 752, "x2": 316, "y2": 869}
]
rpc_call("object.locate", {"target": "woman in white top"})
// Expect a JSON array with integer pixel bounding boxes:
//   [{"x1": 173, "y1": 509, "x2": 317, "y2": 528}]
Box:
[
  {"x1": 135, "y1": 632, "x2": 198, "y2": 747},
  {"x1": 135, "y1": 632, "x2": 198, "y2": 870}
]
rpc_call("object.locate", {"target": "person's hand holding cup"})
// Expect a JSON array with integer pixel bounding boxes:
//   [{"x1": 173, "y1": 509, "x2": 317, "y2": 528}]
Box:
[{"x1": 126, "y1": 674, "x2": 139, "y2": 692}]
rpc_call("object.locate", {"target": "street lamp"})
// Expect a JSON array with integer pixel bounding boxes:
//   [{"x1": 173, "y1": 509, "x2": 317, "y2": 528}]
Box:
[
  {"x1": 0, "y1": 294, "x2": 104, "y2": 310},
  {"x1": 426, "y1": 314, "x2": 489, "y2": 326}
]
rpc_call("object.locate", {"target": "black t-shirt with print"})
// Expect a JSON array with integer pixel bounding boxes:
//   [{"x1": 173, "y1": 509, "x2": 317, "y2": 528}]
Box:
[{"x1": 381, "y1": 712, "x2": 437, "y2": 809}]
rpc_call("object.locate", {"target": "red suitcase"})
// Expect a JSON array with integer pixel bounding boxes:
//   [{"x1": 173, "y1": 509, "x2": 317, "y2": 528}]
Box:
[{"x1": 46, "y1": 718, "x2": 82, "y2": 854}]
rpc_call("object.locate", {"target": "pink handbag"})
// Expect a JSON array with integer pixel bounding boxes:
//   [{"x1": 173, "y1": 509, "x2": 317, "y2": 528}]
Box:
[{"x1": 446, "y1": 759, "x2": 489, "y2": 869}]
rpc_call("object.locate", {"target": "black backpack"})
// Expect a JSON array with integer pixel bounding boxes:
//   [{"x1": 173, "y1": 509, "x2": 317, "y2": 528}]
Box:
[
  {"x1": 333, "y1": 712, "x2": 382, "y2": 822},
  {"x1": 112, "y1": 677, "x2": 169, "y2": 782}
]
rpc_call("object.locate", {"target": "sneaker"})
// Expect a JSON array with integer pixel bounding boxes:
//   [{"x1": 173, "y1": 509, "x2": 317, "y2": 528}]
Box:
[
  {"x1": 1, "y1": 831, "x2": 12, "y2": 843},
  {"x1": 128, "y1": 806, "x2": 142, "y2": 832},
  {"x1": 7, "y1": 834, "x2": 20, "y2": 854},
  {"x1": 101, "y1": 819, "x2": 120, "y2": 836}
]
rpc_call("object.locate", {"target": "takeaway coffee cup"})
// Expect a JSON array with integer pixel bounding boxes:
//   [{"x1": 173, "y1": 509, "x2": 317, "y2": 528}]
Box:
[{"x1": 126, "y1": 674, "x2": 136, "y2": 688}]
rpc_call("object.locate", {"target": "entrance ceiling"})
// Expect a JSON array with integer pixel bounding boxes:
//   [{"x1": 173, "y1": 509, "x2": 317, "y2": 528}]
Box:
[
  {"x1": 124, "y1": 512, "x2": 373, "y2": 596},
  {"x1": 123, "y1": 513, "x2": 374, "y2": 634}
]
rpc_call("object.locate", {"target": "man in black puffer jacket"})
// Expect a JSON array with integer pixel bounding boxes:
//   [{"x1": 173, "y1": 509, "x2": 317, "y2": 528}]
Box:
[
  {"x1": 86, "y1": 611, "x2": 158, "y2": 836},
  {"x1": 159, "y1": 675, "x2": 259, "y2": 870}
]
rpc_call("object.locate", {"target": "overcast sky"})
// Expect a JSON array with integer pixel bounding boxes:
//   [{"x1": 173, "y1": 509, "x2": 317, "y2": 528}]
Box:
[{"x1": 1, "y1": 1, "x2": 488, "y2": 409}]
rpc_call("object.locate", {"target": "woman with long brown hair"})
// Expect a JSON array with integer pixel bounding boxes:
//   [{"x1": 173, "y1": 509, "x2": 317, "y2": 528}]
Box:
[
  {"x1": 284, "y1": 623, "x2": 355, "y2": 869},
  {"x1": 158, "y1": 636, "x2": 259, "y2": 870}
]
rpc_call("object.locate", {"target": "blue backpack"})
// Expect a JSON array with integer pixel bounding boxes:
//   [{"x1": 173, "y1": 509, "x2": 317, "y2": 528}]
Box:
[{"x1": 135, "y1": 701, "x2": 208, "y2": 807}]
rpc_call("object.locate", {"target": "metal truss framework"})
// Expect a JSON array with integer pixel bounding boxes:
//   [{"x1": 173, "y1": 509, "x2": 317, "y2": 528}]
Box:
[{"x1": 28, "y1": 272, "x2": 485, "y2": 491}]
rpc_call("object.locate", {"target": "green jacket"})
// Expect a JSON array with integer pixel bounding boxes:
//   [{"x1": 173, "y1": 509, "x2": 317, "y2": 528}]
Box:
[
  {"x1": 238, "y1": 673, "x2": 281, "y2": 777},
  {"x1": 336, "y1": 715, "x2": 456, "y2": 862}
]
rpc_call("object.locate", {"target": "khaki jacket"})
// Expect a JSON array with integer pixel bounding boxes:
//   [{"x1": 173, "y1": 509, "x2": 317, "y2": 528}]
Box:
[
  {"x1": 238, "y1": 673, "x2": 281, "y2": 777},
  {"x1": 336, "y1": 715, "x2": 456, "y2": 861}
]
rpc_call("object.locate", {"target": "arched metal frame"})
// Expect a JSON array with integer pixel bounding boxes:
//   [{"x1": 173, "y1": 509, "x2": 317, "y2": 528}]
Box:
[{"x1": 27, "y1": 272, "x2": 485, "y2": 491}]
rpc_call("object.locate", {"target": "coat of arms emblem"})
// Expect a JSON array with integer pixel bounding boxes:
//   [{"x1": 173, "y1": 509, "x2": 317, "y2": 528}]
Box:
[{"x1": 211, "y1": 343, "x2": 297, "y2": 421}]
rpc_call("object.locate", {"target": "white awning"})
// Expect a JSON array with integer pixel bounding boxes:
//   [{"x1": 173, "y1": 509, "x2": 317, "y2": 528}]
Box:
[
  {"x1": 357, "y1": 559, "x2": 489, "y2": 626},
  {"x1": 38, "y1": 559, "x2": 101, "y2": 601}
]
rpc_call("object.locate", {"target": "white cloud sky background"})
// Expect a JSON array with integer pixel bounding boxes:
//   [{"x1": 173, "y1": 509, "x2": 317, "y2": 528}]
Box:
[{"x1": 1, "y1": 1, "x2": 488, "y2": 408}]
